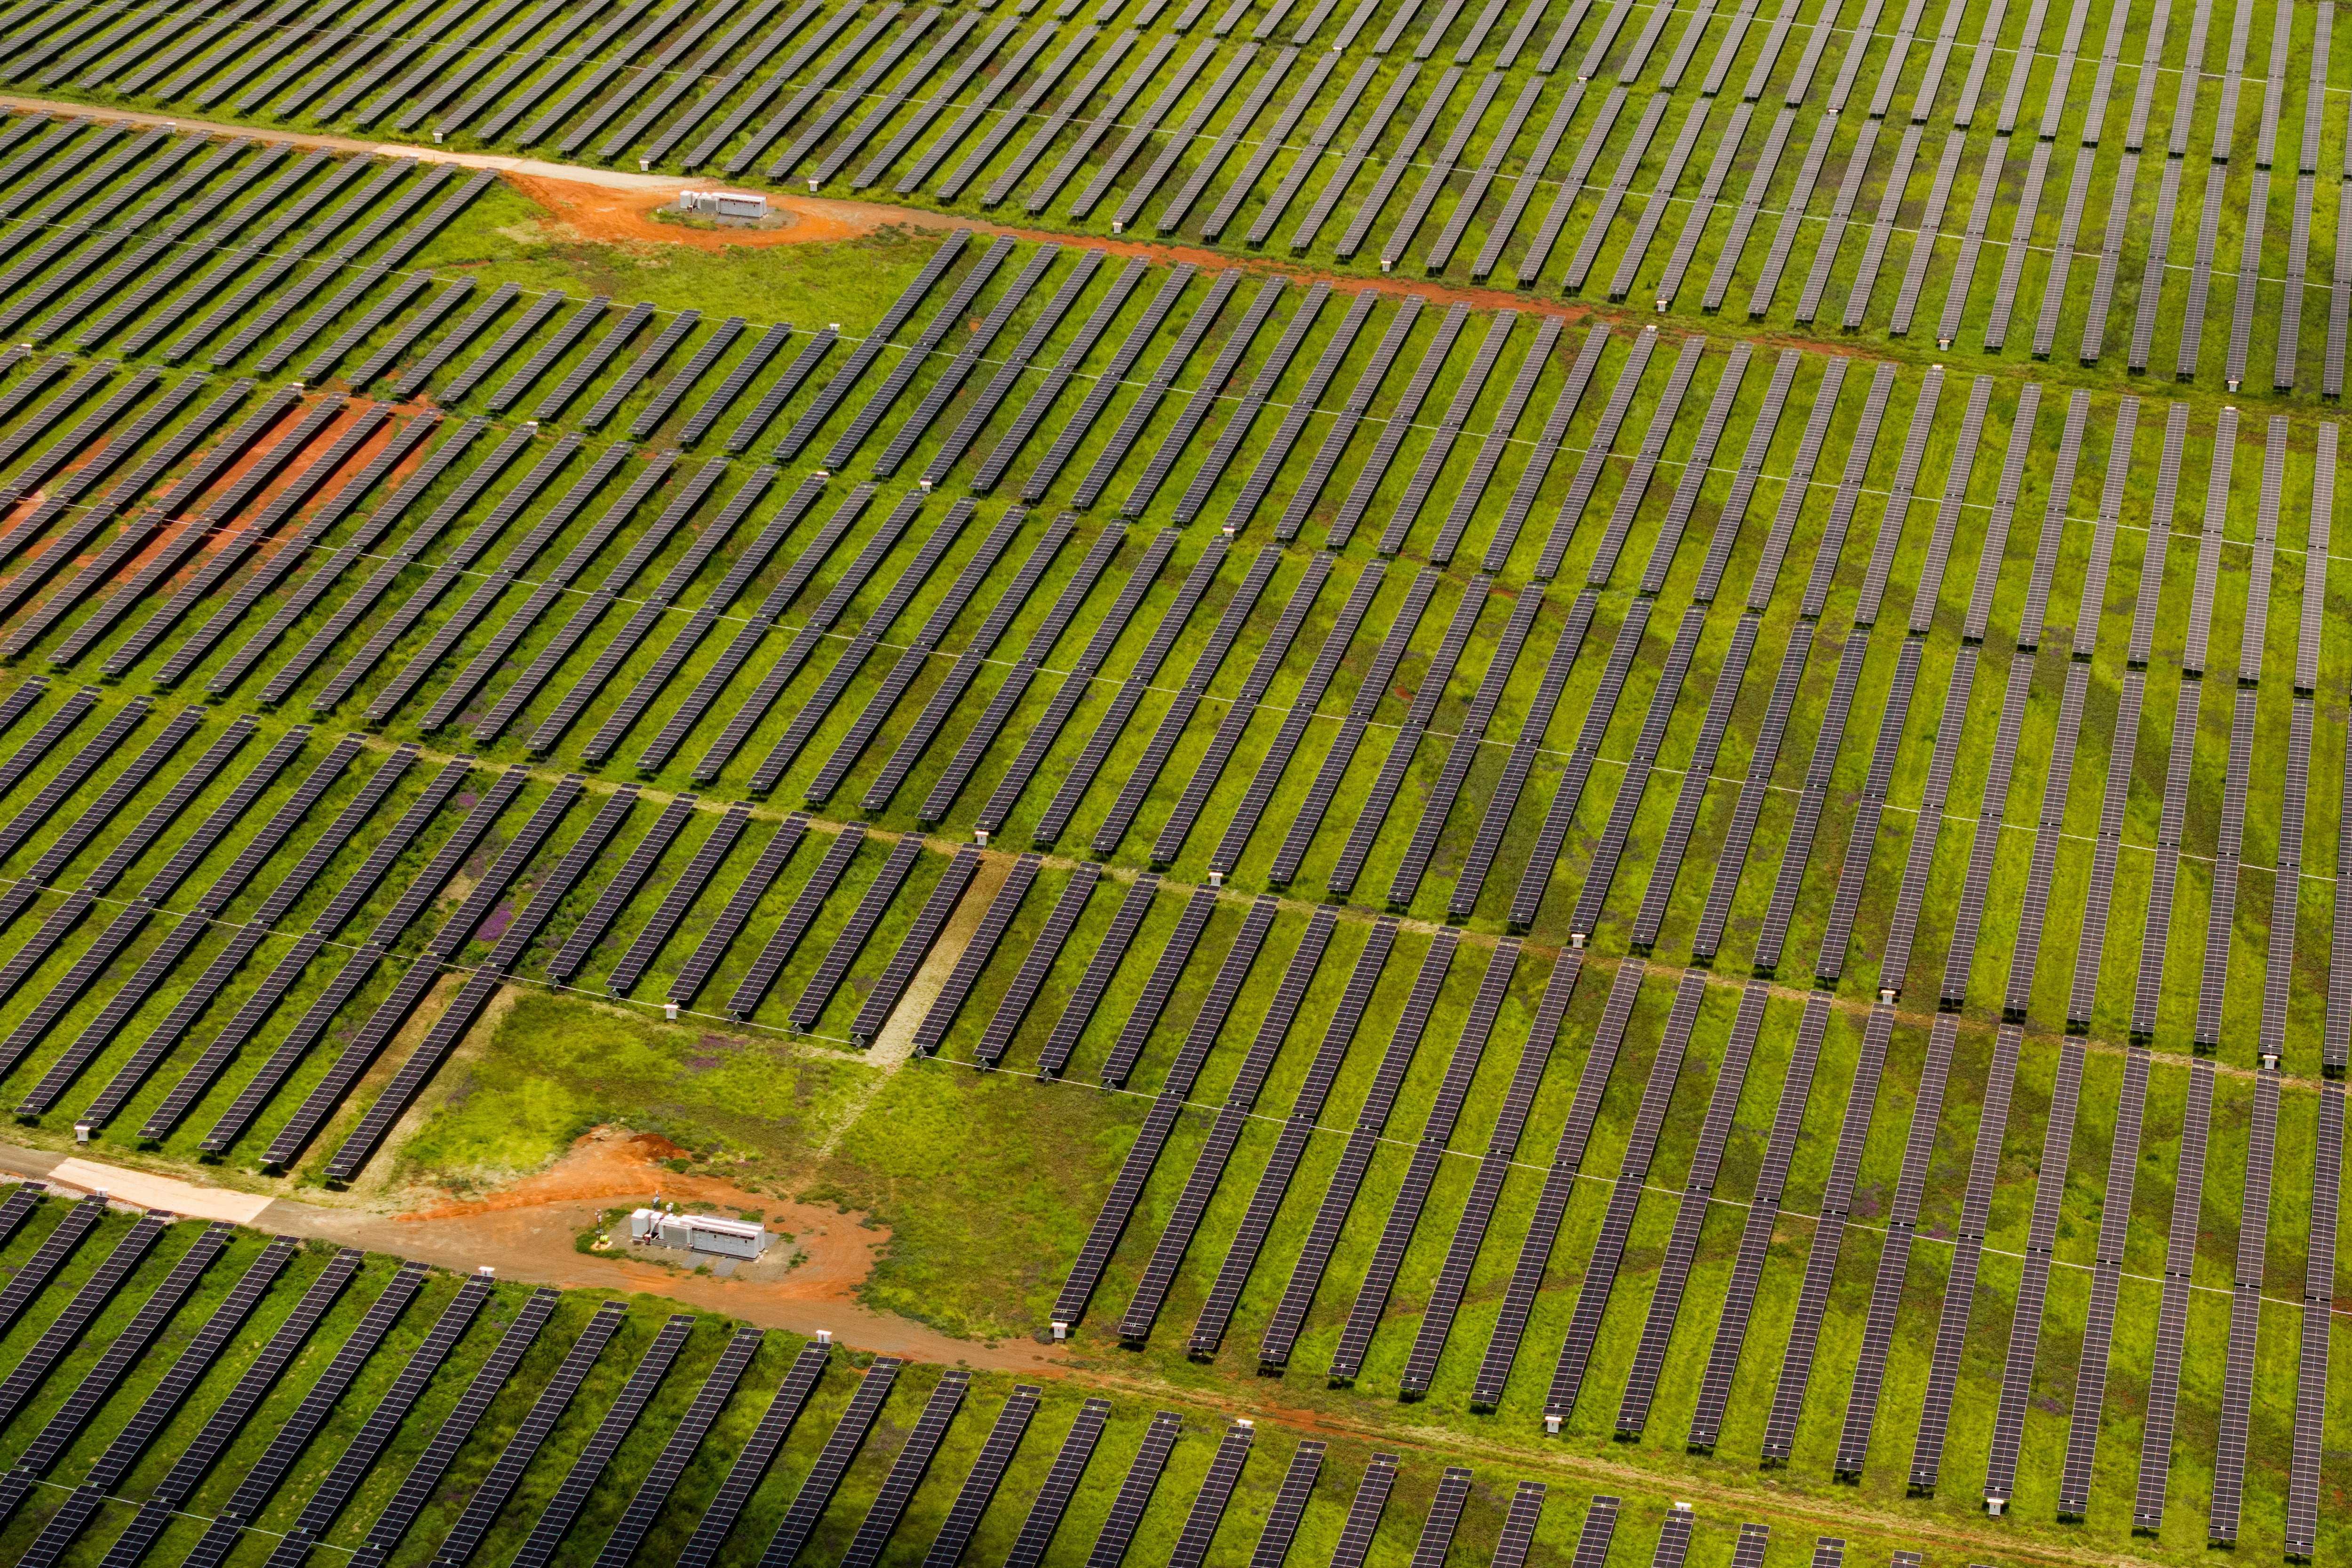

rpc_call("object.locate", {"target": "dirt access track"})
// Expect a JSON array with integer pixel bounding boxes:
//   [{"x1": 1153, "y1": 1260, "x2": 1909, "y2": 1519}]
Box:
[
  {"x1": 0, "y1": 92, "x2": 1611, "y2": 319},
  {"x1": 0, "y1": 1127, "x2": 1068, "y2": 1374}
]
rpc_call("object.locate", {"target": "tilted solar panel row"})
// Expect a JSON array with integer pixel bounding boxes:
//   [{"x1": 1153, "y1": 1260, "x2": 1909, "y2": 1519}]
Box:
[
  {"x1": 7, "y1": 1227, "x2": 290, "y2": 1554},
  {"x1": 1035, "y1": 274, "x2": 1220, "y2": 512},
  {"x1": 1188, "y1": 919, "x2": 1393, "y2": 1355},
  {"x1": 1980, "y1": 1037, "x2": 2087, "y2": 1503},
  {"x1": 2133, "y1": 1058, "x2": 2214, "y2": 1529},
  {"x1": 838, "y1": 1369, "x2": 972, "y2": 1568},
  {"x1": 733, "y1": 498, "x2": 987, "y2": 789},
  {"x1": 1119, "y1": 910, "x2": 1335, "y2": 1341},
  {"x1": 848, "y1": 847, "x2": 980, "y2": 1044},
  {"x1": 976, "y1": 865, "x2": 1099, "y2": 1066},
  {"x1": 359, "y1": 1288, "x2": 560, "y2": 1562},
  {"x1": 920, "y1": 1382, "x2": 1038, "y2": 1568},
  {"x1": 791, "y1": 833, "x2": 930, "y2": 1030},
  {"x1": 2209, "y1": 1064, "x2": 2280, "y2": 1544},
  {"x1": 670, "y1": 814, "x2": 810, "y2": 1006},
  {"x1": 671, "y1": 1339, "x2": 830, "y2": 1568},
  {"x1": 1053, "y1": 898, "x2": 1277, "y2": 1329},
  {"x1": 914, "y1": 854, "x2": 1040, "y2": 1055},
  {"x1": 875, "y1": 518, "x2": 1097, "y2": 813},
  {"x1": 324, "y1": 783, "x2": 625, "y2": 1181},
  {"x1": 1161, "y1": 1420, "x2": 1252, "y2": 1568},
  {"x1": 2056, "y1": 1044, "x2": 2147, "y2": 1513},
  {"x1": 1321, "y1": 577, "x2": 1488, "y2": 895},
  {"x1": 508, "y1": 1314, "x2": 697, "y2": 1568},
  {"x1": 2288, "y1": 1077, "x2": 2344, "y2": 1552},
  {"x1": 607, "y1": 805, "x2": 746, "y2": 994},
  {"x1": 246, "y1": 772, "x2": 578, "y2": 1167},
  {"x1": 0, "y1": 721, "x2": 298, "y2": 1077},
  {"x1": 13, "y1": 732, "x2": 371, "y2": 1113},
  {"x1": 1174, "y1": 282, "x2": 1332, "y2": 525},
  {"x1": 569, "y1": 467, "x2": 816, "y2": 764},
  {"x1": 1209, "y1": 562, "x2": 1386, "y2": 875},
  {"x1": 1683, "y1": 991, "x2": 1831, "y2": 1450},
  {"x1": 1909, "y1": 1026, "x2": 2022, "y2": 1490},
  {"x1": 632, "y1": 481, "x2": 898, "y2": 773},
  {"x1": 1081, "y1": 1408, "x2": 1182, "y2": 1568},
  {"x1": 998, "y1": 1396, "x2": 1111, "y2": 1568},
  {"x1": 1614, "y1": 979, "x2": 1771, "y2": 1435},
  {"x1": 1405, "y1": 1468, "x2": 1474, "y2": 1568},
  {"x1": 1036, "y1": 873, "x2": 1158, "y2": 1076},
  {"x1": 1325, "y1": 300, "x2": 1468, "y2": 548},
  {"x1": 1426, "y1": 315, "x2": 1566, "y2": 566},
  {"x1": 417, "y1": 453, "x2": 685, "y2": 730},
  {"x1": 433, "y1": 1300, "x2": 628, "y2": 1568},
  {"x1": 1010, "y1": 537, "x2": 1225, "y2": 841},
  {"x1": 699, "y1": 323, "x2": 802, "y2": 450},
  {"x1": 1330, "y1": 941, "x2": 1517, "y2": 1380},
  {"x1": 728, "y1": 826, "x2": 870, "y2": 1022},
  {"x1": 1387, "y1": 585, "x2": 1548, "y2": 909},
  {"x1": 169, "y1": 1260, "x2": 429, "y2": 1568},
  {"x1": 1379, "y1": 308, "x2": 1518, "y2": 557},
  {"x1": 817, "y1": 15, "x2": 1000, "y2": 188},
  {"x1": 110, "y1": 398, "x2": 401, "y2": 678},
  {"x1": 0, "y1": 1207, "x2": 173, "y2": 1433}
]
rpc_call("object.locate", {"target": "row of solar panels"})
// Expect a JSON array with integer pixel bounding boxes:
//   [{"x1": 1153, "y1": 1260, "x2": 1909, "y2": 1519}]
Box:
[
  {"x1": 0, "y1": 1205, "x2": 1716, "y2": 1568},
  {"x1": 10, "y1": 0, "x2": 2352, "y2": 374}
]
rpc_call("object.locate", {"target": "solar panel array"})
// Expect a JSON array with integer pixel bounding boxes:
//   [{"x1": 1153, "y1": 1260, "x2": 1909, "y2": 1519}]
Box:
[{"x1": 5, "y1": 25, "x2": 2352, "y2": 1552}]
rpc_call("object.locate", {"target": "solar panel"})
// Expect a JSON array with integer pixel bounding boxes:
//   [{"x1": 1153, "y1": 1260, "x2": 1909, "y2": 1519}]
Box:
[
  {"x1": 1175, "y1": 284, "x2": 1330, "y2": 525},
  {"x1": 2289, "y1": 1080, "x2": 2343, "y2": 1552},
  {"x1": 1024, "y1": 267, "x2": 1202, "y2": 504},
  {"x1": 1408, "y1": 1470, "x2": 1475, "y2": 1568},
  {"x1": 1908, "y1": 1026, "x2": 2023, "y2": 1489},
  {"x1": 721, "y1": 827, "x2": 867, "y2": 1021},
  {"x1": 824, "y1": 240, "x2": 1022, "y2": 471},
  {"x1": 2209, "y1": 1067, "x2": 2280, "y2": 1544},
  {"x1": 923, "y1": 258, "x2": 1101, "y2": 485},
  {"x1": 0, "y1": 1208, "x2": 170, "y2": 1430},
  {"x1": 1055, "y1": 899, "x2": 1277, "y2": 1330},
  {"x1": 1468, "y1": 80, "x2": 1582, "y2": 281},
  {"x1": 918, "y1": 1384, "x2": 1038, "y2": 1568},
  {"x1": 1331, "y1": 942, "x2": 1517, "y2": 1380},
  {"x1": 674, "y1": 1342, "x2": 833, "y2": 1568},
  {"x1": 837, "y1": 1370, "x2": 971, "y2": 1568},
  {"x1": 258, "y1": 1273, "x2": 497, "y2": 1564},
  {"x1": 760, "y1": 1355, "x2": 905, "y2": 1568},
  {"x1": 1026, "y1": 541, "x2": 1233, "y2": 842},
  {"x1": 16, "y1": 733, "x2": 370, "y2": 1114},
  {"x1": 908, "y1": 853, "x2": 1038, "y2": 1058},
  {"x1": 2134, "y1": 1060, "x2": 2213, "y2": 1528},
  {"x1": 1546, "y1": 973, "x2": 1703, "y2": 1422},
  {"x1": 1619, "y1": 982, "x2": 1769, "y2": 1434},
  {"x1": 1982, "y1": 1038, "x2": 2087, "y2": 1503},
  {"x1": 1261, "y1": 934, "x2": 1456, "y2": 1368},
  {"x1": 1387, "y1": 587, "x2": 1544, "y2": 907},
  {"x1": 998, "y1": 1397, "x2": 1112, "y2": 1568},
  {"x1": 1325, "y1": 579, "x2": 1488, "y2": 895},
  {"x1": 1086, "y1": 1410, "x2": 1183, "y2": 1568},
  {"x1": 1118, "y1": 911, "x2": 1334, "y2": 1342},
  {"x1": 971, "y1": 865, "x2": 1100, "y2": 1068},
  {"x1": 979, "y1": 29, "x2": 1131, "y2": 203}
]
